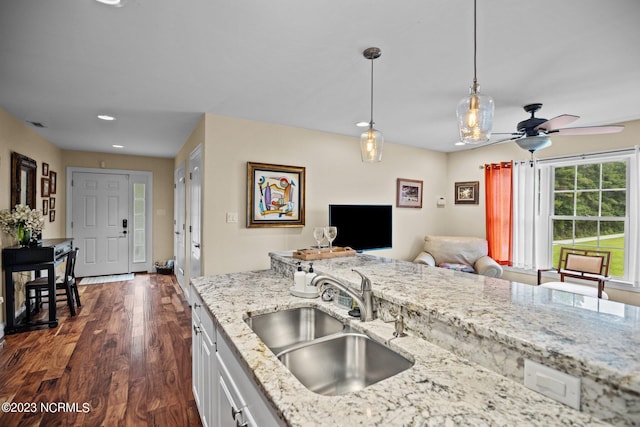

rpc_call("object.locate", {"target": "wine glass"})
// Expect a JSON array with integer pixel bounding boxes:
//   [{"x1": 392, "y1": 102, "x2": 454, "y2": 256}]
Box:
[
  {"x1": 324, "y1": 226, "x2": 337, "y2": 252},
  {"x1": 312, "y1": 227, "x2": 324, "y2": 253}
]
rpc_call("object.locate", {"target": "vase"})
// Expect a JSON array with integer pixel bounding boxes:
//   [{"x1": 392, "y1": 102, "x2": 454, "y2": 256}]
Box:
[{"x1": 16, "y1": 224, "x2": 31, "y2": 247}]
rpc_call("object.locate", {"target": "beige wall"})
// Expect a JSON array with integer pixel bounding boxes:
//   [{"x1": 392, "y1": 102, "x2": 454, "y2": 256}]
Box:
[
  {"x1": 61, "y1": 150, "x2": 175, "y2": 264},
  {"x1": 176, "y1": 114, "x2": 448, "y2": 277},
  {"x1": 0, "y1": 107, "x2": 66, "y2": 329}
]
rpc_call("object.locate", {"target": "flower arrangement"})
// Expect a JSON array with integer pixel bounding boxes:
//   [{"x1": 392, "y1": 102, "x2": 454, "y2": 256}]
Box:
[{"x1": 0, "y1": 204, "x2": 45, "y2": 245}]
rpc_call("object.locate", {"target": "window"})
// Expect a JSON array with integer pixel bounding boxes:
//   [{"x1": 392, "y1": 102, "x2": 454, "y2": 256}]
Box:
[
  {"x1": 551, "y1": 161, "x2": 626, "y2": 277},
  {"x1": 133, "y1": 183, "x2": 146, "y2": 263},
  {"x1": 535, "y1": 149, "x2": 639, "y2": 287}
]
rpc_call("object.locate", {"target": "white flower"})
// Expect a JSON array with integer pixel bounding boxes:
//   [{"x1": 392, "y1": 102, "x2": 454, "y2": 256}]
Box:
[{"x1": 0, "y1": 204, "x2": 45, "y2": 236}]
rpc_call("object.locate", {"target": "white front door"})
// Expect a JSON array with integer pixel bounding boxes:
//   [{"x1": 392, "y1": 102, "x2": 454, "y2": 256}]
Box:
[
  {"x1": 72, "y1": 172, "x2": 129, "y2": 277},
  {"x1": 189, "y1": 146, "x2": 203, "y2": 280},
  {"x1": 174, "y1": 163, "x2": 187, "y2": 292}
]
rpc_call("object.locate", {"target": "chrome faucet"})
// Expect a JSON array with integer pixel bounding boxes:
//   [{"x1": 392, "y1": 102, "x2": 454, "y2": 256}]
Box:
[{"x1": 310, "y1": 269, "x2": 374, "y2": 322}]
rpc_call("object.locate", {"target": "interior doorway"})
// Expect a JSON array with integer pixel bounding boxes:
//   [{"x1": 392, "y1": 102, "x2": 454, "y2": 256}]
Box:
[
  {"x1": 174, "y1": 162, "x2": 186, "y2": 293},
  {"x1": 189, "y1": 145, "x2": 203, "y2": 284}
]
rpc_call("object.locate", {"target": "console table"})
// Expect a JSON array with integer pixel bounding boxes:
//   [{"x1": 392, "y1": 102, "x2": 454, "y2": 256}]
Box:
[{"x1": 2, "y1": 238, "x2": 73, "y2": 334}]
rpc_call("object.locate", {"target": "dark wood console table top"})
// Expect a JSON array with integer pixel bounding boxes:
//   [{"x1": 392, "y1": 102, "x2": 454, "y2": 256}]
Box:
[{"x1": 3, "y1": 238, "x2": 73, "y2": 334}]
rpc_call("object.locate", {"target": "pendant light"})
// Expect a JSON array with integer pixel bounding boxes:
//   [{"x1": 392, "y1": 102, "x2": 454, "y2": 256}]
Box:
[
  {"x1": 360, "y1": 47, "x2": 384, "y2": 162},
  {"x1": 456, "y1": 0, "x2": 494, "y2": 144}
]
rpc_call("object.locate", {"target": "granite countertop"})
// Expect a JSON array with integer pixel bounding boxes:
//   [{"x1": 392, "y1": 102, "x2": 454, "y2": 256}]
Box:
[{"x1": 190, "y1": 251, "x2": 636, "y2": 426}]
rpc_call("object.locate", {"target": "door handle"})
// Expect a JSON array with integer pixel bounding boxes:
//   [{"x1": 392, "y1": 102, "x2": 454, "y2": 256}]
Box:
[{"x1": 194, "y1": 243, "x2": 201, "y2": 248}]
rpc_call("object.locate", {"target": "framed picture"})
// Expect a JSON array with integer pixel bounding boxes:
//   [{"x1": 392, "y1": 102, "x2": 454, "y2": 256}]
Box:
[
  {"x1": 42, "y1": 162, "x2": 49, "y2": 176},
  {"x1": 49, "y1": 171, "x2": 57, "y2": 194},
  {"x1": 49, "y1": 197, "x2": 56, "y2": 210},
  {"x1": 396, "y1": 178, "x2": 423, "y2": 208},
  {"x1": 49, "y1": 210, "x2": 55, "y2": 222},
  {"x1": 247, "y1": 162, "x2": 305, "y2": 228},
  {"x1": 42, "y1": 199, "x2": 49, "y2": 215},
  {"x1": 41, "y1": 177, "x2": 50, "y2": 197},
  {"x1": 455, "y1": 181, "x2": 479, "y2": 204}
]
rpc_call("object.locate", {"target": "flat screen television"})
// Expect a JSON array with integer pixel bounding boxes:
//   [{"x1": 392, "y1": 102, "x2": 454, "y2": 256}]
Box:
[{"x1": 328, "y1": 204, "x2": 392, "y2": 251}]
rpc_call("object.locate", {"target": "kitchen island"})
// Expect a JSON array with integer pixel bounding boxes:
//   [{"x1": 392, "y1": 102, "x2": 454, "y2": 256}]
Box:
[{"x1": 191, "y1": 251, "x2": 639, "y2": 426}]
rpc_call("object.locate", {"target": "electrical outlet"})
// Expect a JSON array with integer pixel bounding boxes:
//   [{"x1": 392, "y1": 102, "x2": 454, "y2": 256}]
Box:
[
  {"x1": 524, "y1": 359, "x2": 581, "y2": 409},
  {"x1": 226, "y1": 212, "x2": 238, "y2": 223}
]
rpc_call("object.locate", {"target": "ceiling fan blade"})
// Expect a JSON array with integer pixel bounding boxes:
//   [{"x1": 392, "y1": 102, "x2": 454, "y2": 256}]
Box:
[
  {"x1": 549, "y1": 125, "x2": 624, "y2": 136},
  {"x1": 469, "y1": 135, "x2": 521, "y2": 150},
  {"x1": 534, "y1": 114, "x2": 579, "y2": 132}
]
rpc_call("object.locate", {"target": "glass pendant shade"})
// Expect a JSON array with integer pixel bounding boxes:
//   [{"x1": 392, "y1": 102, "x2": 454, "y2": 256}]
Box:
[
  {"x1": 515, "y1": 136, "x2": 551, "y2": 153},
  {"x1": 360, "y1": 127, "x2": 383, "y2": 162},
  {"x1": 456, "y1": 87, "x2": 494, "y2": 144}
]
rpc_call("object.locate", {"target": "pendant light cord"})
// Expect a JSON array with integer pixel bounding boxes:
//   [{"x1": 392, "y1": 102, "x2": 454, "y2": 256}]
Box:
[
  {"x1": 370, "y1": 57, "x2": 375, "y2": 128},
  {"x1": 473, "y1": 0, "x2": 478, "y2": 87}
]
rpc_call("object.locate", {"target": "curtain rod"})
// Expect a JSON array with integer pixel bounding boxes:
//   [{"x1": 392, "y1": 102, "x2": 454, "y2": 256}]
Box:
[{"x1": 536, "y1": 146, "x2": 638, "y2": 164}]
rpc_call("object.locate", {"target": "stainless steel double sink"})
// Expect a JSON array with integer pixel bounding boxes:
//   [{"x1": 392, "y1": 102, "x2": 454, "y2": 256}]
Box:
[{"x1": 245, "y1": 307, "x2": 413, "y2": 396}]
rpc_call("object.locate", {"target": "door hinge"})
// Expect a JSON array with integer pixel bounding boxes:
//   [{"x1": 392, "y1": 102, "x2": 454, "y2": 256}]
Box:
[
  {"x1": 70, "y1": 221, "x2": 74, "y2": 229},
  {"x1": 189, "y1": 225, "x2": 192, "y2": 233},
  {"x1": 189, "y1": 172, "x2": 193, "y2": 180}
]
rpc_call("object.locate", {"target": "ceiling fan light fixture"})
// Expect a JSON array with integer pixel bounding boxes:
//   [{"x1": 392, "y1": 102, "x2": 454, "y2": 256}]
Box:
[
  {"x1": 360, "y1": 47, "x2": 383, "y2": 163},
  {"x1": 456, "y1": 0, "x2": 494, "y2": 144},
  {"x1": 515, "y1": 136, "x2": 552, "y2": 153}
]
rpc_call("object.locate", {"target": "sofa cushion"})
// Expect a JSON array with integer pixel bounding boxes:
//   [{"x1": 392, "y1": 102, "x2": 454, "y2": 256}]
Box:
[
  {"x1": 424, "y1": 235, "x2": 488, "y2": 266},
  {"x1": 439, "y1": 262, "x2": 475, "y2": 273}
]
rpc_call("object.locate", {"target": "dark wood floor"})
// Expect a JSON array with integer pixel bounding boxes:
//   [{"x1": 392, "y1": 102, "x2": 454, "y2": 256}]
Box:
[{"x1": 0, "y1": 274, "x2": 202, "y2": 427}]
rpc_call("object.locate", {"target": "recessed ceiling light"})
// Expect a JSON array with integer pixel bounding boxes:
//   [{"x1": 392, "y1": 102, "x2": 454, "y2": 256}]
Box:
[
  {"x1": 112, "y1": 144, "x2": 124, "y2": 149},
  {"x1": 95, "y1": 0, "x2": 124, "y2": 7},
  {"x1": 355, "y1": 121, "x2": 370, "y2": 127},
  {"x1": 98, "y1": 114, "x2": 116, "y2": 121},
  {"x1": 455, "y1": 141, "x2": 465, "y2": 146}
]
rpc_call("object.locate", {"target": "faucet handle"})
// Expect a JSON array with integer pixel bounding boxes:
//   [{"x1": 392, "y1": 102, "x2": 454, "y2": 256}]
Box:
[{"x1": 351, "y1": 269, "x2": 371, "y2": 291}]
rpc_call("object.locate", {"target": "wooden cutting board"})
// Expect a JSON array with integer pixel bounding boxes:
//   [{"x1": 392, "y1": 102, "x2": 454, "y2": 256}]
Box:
[{"x1": 293, "y1": 247, "x2": 356, "y2": 260}]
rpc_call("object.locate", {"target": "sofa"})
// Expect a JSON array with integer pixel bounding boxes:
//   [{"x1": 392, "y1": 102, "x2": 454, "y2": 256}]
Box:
[{"x1": 413, "y1": 235, "x2": 503, "y2": 278}]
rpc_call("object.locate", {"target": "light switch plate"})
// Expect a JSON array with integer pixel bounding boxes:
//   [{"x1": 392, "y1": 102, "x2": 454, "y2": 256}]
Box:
[
  {"x1": 226, "y1": 212, "x2": 238, "y2": 223},
  {"x1": 524, "y1": 359, "x2": 581, "y2": 409}
]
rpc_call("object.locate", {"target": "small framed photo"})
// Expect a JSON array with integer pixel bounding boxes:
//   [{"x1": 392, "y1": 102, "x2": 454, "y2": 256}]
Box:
[
  {"x1": 49, "y1": 210, "x2": 55, "y2": 222},
  {"x1": 42, "y1": 199, "x2": 49, "y2": 215},
  {"x1": 42, "y1": 162, "x2": 49, "y2": 176},
  {"x1": 41, "y1": 177, "x2": 50, "y2": 197},
  {"x1": 49, "y1": 171, "x2": 57, "y2": 194},
  {"x1": 455, "y1": 181, "x2": 479, "y2": 204},
  {"x1": 49, "y1": 197, "x2": 56, "y2": 210},
  {"x1": 247, "y1": 162, "x2": 305, "y2": 228},
  {"x1": 396, "y1": 178, "x2": 423, "y2": 208}
]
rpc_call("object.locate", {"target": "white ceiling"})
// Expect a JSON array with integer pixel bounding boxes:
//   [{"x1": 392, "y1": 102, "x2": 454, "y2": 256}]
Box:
[{"x1": 1, "y1": 0, "x2": 639, "y2": 158}]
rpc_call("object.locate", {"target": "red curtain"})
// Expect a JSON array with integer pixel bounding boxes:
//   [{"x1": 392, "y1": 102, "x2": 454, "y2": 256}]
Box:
[{"x1": 485, "y1": 162, "x2": 513, "y2": 265}]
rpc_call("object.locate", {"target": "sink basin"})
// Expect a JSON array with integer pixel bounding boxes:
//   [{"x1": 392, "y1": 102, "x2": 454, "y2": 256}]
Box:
[
  {"x1": 278, "y1": 332, "x2": 413, "y2": 396},
  {"x1": 245, "y1": 307, "x2": 344, "y2": 354}
]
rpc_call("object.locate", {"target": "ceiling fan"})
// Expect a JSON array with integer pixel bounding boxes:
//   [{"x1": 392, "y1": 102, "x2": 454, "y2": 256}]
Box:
[{"x1": 492, "y1": 103, "x2": 624, "y2": 154}]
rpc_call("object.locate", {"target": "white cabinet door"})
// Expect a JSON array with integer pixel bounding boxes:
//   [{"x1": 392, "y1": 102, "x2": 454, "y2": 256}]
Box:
[
  {"x1": 192, "y1": 293, "x2": 217, "y2": 427},
  {"x1": 201, "y1": 327, "x2": 215, "y2": 427}
]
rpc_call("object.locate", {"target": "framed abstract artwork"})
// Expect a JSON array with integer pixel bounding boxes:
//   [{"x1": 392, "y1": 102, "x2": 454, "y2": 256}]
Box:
[
  {"x1": 396, "y1": 178, "x2": 423, "y2": 208},
  {"x1": 455, "y1": 181, "x2": 479, "y2": 204},
  {"x1": 247, "y1": 162, "x2": 305, "y2": 228}
]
